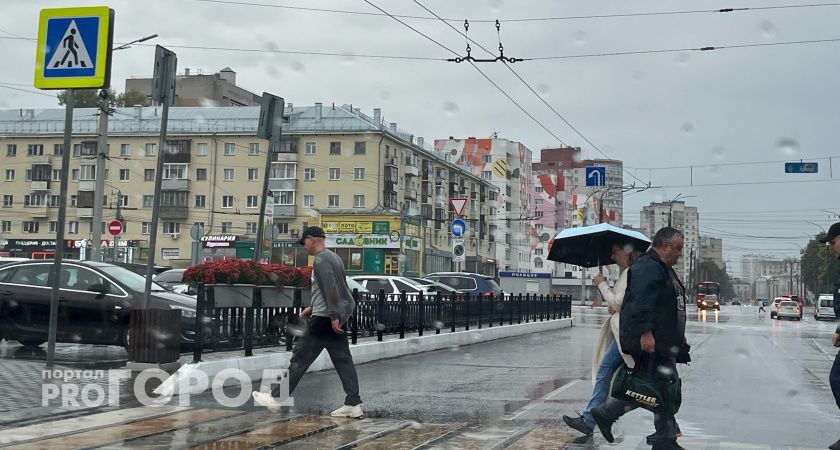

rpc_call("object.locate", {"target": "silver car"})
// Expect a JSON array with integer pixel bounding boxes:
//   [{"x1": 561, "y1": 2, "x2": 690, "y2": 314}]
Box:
[
  {"x1": 776, "y1": 300, "x2": 801, "y2": 320},
  {"x1": 814, "y1": 295, "x2": 836, "y2": 321}
]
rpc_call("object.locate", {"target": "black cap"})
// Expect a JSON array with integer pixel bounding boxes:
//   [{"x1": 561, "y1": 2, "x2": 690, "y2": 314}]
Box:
[
  {"x1": 819, "y1": 222, "x2": 840, "y2": 243},
  {"x1": 297, "y1": 226, "x2": 326, "y2": 245}
]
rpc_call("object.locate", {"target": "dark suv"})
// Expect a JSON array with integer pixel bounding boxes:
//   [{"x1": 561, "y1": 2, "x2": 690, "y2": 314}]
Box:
[{"x1": 425, "y1": 272, "x2": 502, "y2": 297}]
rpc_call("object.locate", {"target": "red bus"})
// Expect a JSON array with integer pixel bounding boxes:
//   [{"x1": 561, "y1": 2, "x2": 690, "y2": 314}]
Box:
[{"x1": 696, "y1": 281, "x2": 721, "y2": 310}]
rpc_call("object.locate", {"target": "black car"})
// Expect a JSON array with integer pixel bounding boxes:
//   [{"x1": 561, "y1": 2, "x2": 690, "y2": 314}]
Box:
[
  {"x1": 113, "y1": 262, "x2": 172, "y2": 277},
  {"x1": 425, "y1": 272, "x2": 502, "y2": 297},
  {"x1": 0, "y1": 260, "x2": 196, "y2": 348}
]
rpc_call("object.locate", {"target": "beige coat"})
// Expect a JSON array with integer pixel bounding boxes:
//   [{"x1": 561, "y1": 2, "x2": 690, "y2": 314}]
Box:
[{"x1": 592, "y1": 268, "x2": 636, "y2": 384}]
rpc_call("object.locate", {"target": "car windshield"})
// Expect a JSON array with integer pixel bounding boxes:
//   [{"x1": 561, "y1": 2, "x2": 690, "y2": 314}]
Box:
[{"x1": 97, "y1": 265, "x2": 166, "y2": 292}]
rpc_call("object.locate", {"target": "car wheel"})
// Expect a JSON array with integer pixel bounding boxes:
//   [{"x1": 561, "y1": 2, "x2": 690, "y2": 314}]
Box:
[
  {"x1": 121, "y1": 327, "x2": 131, "y2": 350},
  {"x1": 19, "y1": 339, "x2": 46, "y2": 347}
]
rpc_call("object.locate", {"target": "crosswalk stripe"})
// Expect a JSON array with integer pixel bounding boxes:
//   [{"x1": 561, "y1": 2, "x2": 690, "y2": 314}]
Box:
[
  {"x1": 190, "y1": 416, "x2": 344, "y2": 450},
  {"x1": 3, "y1": 409, "x2": 241, "y2": 450},
  {"x1": 0, "y1": 406, "x2": 190, "y2": 447},
  {"x1": 354, "y1": 423, "x2": 462, "y2": 450}
]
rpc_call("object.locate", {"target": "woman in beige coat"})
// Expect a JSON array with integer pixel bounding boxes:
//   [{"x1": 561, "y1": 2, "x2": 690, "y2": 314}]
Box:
[{"x1": 563, "y1": 243, "x2": 640, "y2": 437}]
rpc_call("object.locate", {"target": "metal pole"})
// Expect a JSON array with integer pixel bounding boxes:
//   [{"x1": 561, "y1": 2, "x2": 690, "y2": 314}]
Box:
[
  {"x1": 254, "y1": 96, "x2": 283, "y2": 263},
  {"x1": 143, "y1": 101, "x2": 170, "y2": 308},
  {"x1": 47, "y1": 89, "x2": 75, "y2": 368},
  {"x1": 91, "y1": 91, "x2": 109, "y2": 261}
]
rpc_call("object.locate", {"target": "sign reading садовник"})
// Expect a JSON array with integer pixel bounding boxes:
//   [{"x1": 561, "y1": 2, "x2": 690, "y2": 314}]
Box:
[{"x1": 34, "y1": 6, "x2": 114, "y2": 89}]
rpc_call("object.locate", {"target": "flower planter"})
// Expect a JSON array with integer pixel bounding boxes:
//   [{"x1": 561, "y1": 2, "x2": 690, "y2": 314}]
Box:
[
  {"x1": 209, "y1": 284, "x2": 256, "y2": 308},
  {"x1": 260, "y1": 286, "x2": 312, "y2": 308}
]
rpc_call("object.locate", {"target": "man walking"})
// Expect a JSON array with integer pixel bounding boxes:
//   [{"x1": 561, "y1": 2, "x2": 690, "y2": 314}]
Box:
[
  {"x1": 253, "y1": 226, "x2": 363, "y2": 418},
  {"x1": 590, "y1": 227, "x2": 690, "y2": 450},
  {"x1": 820, "y1": 222, "x2": 840, "y2": 450}
]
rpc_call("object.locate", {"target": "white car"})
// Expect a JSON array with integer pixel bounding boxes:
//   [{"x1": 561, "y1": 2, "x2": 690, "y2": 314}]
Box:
[
  {"x1": 350, "y1": 275, "x2": 443, "y2": 297},
  {"x1": 814, "y1": 295, "x2": 836, "y2": 321},
  {"x1": 775, "y1": 300, "x2": 801, "y2": 320}
]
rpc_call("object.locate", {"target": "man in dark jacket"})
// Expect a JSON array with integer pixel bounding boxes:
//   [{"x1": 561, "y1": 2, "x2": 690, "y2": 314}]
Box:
[
  {"x1": 590, "y1": 227, "x2": 689, "y2": 450},
  {"x1": 820, "y1": 222, "x2": 840, "y2": 450}
]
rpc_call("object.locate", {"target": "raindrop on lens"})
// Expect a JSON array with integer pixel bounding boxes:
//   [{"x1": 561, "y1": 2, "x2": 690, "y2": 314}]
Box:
[
  {"x1": 711, "y1": 146, "x2": 725, "y2": 160},
  {"x1": 573, "y1": 30, "x2": 587, "y2": 46},
  {"x1": 676, "y1": 52, "x2": 690, "y2": 66},
  {"x1": 341, "y1": 51, "x2": 356, "y2": 66},
  {"x1": 632, "y1": 71, "x2": 645, "y2": 81},
  {"x1": 785, "y1": 389, "x2": 799, "y2": 398},
  {"x1": 379, "y1": 90, "x2": 391, "y2": 100},
  {"x1": 287, "y1": 323, "x2": 306, "y2": 337},
  {"x1": 657, "y1": 365, "x2": 675, "y2": 377},
  {"x1": 375, "y1": 323, "x2": 386, "y2": 331},
  {"x1": 489, "y1": 0, "x2": 503, "y2": 13},
  {"x1": 464, "y1": 353, "x2": 472, "y2": 361},
  {"x1": 199, "y1": 98, "x2": 215, "y2": 108},
  {"x1": 264, "y1": 41, "x2": 279, "y2": 51},
  {"x1": 760, "y1": 20, "x2": 777, "y2": 39},
  {"x1": 266, "y1": 66, "x2": 280, "y2": 78},
  {"x1": 734, "y1": 347, "x2": 749, "y2": 359},
  {"x1": 536, "y1": 83, "x2": 550, "y2": 95},
  {"x1": 443, "y1": 102, "x2": 459, "y2": 117},
  {"x1": 681, "y1": 123, "x2": 694, "y2": 134},
  {"x1": 434, "y1": 320, "x2": 444, "y2": 330},
  {"x1": 776, "y1": 137, "x2": 800, "y2": 157},
  {"x1": 291, "y1": 61, "x2": 305, "y2": 73},
  {"x1": 449, "y1": 344, "x2": 460, "y2": 352}
]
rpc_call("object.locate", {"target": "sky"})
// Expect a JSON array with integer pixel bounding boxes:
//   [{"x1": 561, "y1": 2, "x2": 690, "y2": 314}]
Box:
[{"x1": 2, "y1": 0, "x2": 840, "y2": 276}]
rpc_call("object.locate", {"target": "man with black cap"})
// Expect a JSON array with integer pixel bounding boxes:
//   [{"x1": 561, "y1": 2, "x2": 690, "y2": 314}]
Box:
[
  {"x1": 820, "y1": 222, "x2": 840, "y2": 450},
  {"x1": 252, "y1": 226, "x2": 363, "y2": 418}
]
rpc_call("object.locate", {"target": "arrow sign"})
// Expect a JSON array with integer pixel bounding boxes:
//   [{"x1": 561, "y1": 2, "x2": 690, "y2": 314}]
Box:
[
  {"x1": 585, "y1": 166, "x2": 606, "y2": 186},
  {"x1": 450, "y1": 218, "x2": 466, "y2": 238},
  {"x1": 450, "y1": 197, "x2": 468, "y2": 217}
]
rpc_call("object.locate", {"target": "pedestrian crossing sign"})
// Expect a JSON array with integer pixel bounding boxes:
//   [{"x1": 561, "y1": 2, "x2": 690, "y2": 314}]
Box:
[{"x1": 34, "y1": 6, "x2": 114, "y2": 89}]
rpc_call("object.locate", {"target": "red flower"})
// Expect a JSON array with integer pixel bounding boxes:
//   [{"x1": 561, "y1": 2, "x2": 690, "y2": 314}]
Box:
[{"x1": 183, "y1": 259, "x2": 312, "y2": 287}]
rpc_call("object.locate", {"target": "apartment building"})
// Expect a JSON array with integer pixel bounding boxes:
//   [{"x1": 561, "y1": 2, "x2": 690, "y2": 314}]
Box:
[
  {"x1": 125, "y1": 67, "x2": 261, "y2": 107},
  {"x1": 640, "y1": 201, "x2": 700, "y2": 283},
  {"x1": 0, "y1": 104, "x2": 496, "y2": 275}
]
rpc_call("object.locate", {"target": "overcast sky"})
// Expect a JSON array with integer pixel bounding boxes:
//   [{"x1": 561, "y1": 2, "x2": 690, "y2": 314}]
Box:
[{"x1": 2, "y1": 0, "x2": 840, "y2": 275}]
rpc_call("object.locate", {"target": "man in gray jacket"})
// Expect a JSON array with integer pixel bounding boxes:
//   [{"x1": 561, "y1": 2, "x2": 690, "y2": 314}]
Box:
[{"x1": 253, "y1": 226, "x2": 363, "y2": 418}]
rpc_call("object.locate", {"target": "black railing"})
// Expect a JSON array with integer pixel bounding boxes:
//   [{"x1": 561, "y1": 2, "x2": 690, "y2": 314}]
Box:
[{"x1": 191, "y1": 283, "x2": 572, "y2": 362}]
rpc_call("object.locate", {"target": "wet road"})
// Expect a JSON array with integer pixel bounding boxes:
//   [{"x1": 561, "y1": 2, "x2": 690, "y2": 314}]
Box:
[{"x1": 1, "y1": 305, "x2": 838, "y2": 448}]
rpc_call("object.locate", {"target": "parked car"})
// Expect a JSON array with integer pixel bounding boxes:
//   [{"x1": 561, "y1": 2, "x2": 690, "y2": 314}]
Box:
[
  {"x1": 345, "y1": 276, "x2": 369, "y2": 294},
  {"x1": 153, "y1": 269, "x2": 187, "y2": 289},
  {"x1": 424, "y1": 272, "x2": 502, "y2": 297},
  {"x1": 113, "y1": 262, "x2": 172, "y2": 277},
  {"x1": 814, "y1": 295, "x2": 836, "y2": 321},
  {"x1": 775, "y1": 300, "x2": 801, "y2": 320},
  {"x1": 408, "y1": 277, "x2": 460, "y2": 295},
  {"x1": 350, "y1": 275, "x2": 445, "y2": 297},
  {"x1": 0, "y1": 260, "x2": 197, "y2": 348},
  {"x1": 731, "y1": 299, "x2": 741, "y2": 306}
]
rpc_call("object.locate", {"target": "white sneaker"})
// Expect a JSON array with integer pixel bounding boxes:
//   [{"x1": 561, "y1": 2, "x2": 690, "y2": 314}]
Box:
[
  {"x1": 252, "y1": 391, "x2": 286, "y2": 412},
  {"x1": 330, "y1": 404, "x2": 364, "y2": 419}
]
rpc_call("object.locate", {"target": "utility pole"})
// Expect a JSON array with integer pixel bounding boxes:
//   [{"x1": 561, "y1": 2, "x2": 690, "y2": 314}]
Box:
[
  {"x1": 254, "y1": 93, "x2": 284, "y2": 264},
  {"x1": 91, "y1": 90, "x2": 109, "y2": 261}
]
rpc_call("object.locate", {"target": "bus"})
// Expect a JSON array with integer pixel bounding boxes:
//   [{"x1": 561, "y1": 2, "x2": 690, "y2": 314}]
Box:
[{"x1": 696, "y1": 281, "x2": 721, "y2": 310}]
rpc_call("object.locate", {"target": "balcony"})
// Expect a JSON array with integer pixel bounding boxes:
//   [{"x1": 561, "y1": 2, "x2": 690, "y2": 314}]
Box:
[
  {"x1": 404, "y1": 164, "x2": 419, "y2": 178},
  {"x1": 273, "y1": 204, "x2": 296, "y2": 218},
  {"x1": 161, "y1": 179, "x2": 191, "y2": 191},
  {"x1": 30, "y1": 155, "x2": 51, "y2": 165},
  {"x1": 268, "y1": 179, "x2": 297, "y2": 191},
  {"x1": 78, "y1": 180, "x2": 96, "y2": 191},
  {"x1": 404, "y1": 188, "x2": 417, "y2": 201},
  {"x1": 159, "y1": 205, "x2": 189, "y2": 220},
  {"x1": 76, "y1": 207, "x2": 93, "y2": 218},
  {"x1": 30, "y1": 180, "x2": 50, "y2": 191},
  {"x1": 27, "y1": 205, "x2": 49, "y2": 218},
  {"x1": 163, "y1": 139, "x2": 192, "y2": 163}
]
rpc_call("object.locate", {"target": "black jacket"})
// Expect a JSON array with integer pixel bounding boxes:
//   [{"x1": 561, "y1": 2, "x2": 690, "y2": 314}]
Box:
[
  {"x1": 834, "y1": 274, "x2": 840, "y2": 333},
  {"x1": 619, "y1": 249, "x2": 689, "y2": 361}
]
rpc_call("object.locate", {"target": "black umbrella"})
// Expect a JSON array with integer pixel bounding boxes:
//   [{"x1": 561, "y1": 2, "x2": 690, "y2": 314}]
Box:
[{"x1": 547, "y1": 223, "x2": 652, "y2": 268}]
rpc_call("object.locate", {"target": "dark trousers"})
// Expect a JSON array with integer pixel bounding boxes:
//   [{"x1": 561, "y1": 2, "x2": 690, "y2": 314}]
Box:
[
  {"x1": 271, "y1": 316, "x2": 362, "y2": 406},
  {"x1": 831, "y1": 348, "x2": 840, "y2": 410},
  {"x1": 599, "y1": 357, "x2": 680, "y2": 444}
]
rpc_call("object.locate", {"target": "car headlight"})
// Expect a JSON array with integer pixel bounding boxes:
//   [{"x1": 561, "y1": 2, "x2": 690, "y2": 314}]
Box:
[
  {"x1": 169, "y1": 304, "x2": 196, "y2": 318},
  {"x1": 702, "y1": 301, "x2": 707, "y2": 305},
  {"x1": 715, "y1": 301, "x2": 719, "y2": 305}
]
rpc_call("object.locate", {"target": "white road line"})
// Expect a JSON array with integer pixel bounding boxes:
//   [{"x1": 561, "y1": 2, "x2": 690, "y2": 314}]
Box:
[
  {"x1": 504, "y1": 379, "x2": 583, "y2": 421},
  {"x1": 810, "y1": 338, "x2": 837, "y2": 361}
]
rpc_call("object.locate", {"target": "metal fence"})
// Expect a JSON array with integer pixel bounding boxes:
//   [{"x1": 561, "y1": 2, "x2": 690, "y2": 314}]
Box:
[{"x1": 190, "y1": 283, "x2": 572, "y2": 363}]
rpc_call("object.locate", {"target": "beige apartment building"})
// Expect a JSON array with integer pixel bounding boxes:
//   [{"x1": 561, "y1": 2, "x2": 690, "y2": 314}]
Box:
[{"x1": 0, "y1": 104, "x2": 497, "y2": 276}]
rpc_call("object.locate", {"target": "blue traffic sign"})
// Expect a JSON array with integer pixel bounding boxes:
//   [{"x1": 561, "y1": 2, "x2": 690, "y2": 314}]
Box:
[
  {"x1": 585, "y1": 166, "x2": 606, "y2": 186},
  {"x1": 784, "y1": 162, "x2": 819, "y2": 173},
  {"x1": 450, "y1": 218, "x2": 466, "y2": 238}
]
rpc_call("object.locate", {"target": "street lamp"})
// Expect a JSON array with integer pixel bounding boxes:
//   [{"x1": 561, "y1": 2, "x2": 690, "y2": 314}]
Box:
[{"x1": 665, "y1": 193, "x2": 696, "y2": 227}]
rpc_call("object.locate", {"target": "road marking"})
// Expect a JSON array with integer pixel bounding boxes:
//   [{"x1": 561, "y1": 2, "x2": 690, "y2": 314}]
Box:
[
  {"x1": 809, "y1": 338, "x2": 836, "y2": 361},
  {"x1": 504, "y1": 379, "x2": 584, "y2": 421}
]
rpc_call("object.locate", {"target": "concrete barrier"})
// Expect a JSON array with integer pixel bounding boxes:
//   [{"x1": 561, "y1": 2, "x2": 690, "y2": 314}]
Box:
[{"x1": 155, "y1": 318, "x2": 572, "y2": 396}]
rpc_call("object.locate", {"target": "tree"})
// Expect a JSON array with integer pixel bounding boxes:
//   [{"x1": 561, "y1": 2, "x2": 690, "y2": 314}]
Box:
[
  {"x1": 800, "y1": 234, "x2": 840, "y2": 297},
  {"x1": 56, "y1": 89, "x2": 148, "y2": 107},
  {"x1": 696, "y1": 260, "x2": 736, "y2": 301}
]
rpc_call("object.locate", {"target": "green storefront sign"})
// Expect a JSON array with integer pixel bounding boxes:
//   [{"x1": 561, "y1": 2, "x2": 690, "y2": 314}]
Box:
[
  {"x1": 335, "y1": 236, "x2": 390, "y2": 246},
  {"x1": 363, "y1": 249, "x2": 384, "y2": 272},
  {"x1": 372, "y1": 221, "x2": 390, "y2": 234}
]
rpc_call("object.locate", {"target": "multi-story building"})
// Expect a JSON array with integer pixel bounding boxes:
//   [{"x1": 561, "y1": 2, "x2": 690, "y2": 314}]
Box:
[
  {"x1": 0, "y1": 104, "x2": 497, "y2": 275},
  {"x1": 699, "y1": 236, "x2": 725, "y2": 270},
  {"x1": 433, "y1": 138, "x2": 534, "y2": 272},
  {"x1": 125, "y1": 67, "x2": 261, "y2": 107},
  {"x1": 640, "y1": 201, "x2": 699, "y2": 283}
]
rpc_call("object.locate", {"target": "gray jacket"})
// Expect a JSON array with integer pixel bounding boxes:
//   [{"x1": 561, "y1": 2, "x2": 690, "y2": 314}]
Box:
[{"x1": 310, "y1": 248, "x2": 356, "y2": 324}]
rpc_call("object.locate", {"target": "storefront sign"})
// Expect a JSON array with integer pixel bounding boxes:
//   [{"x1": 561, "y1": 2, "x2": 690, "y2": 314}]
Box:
[
  {"x1": 327, "y1": 234, "x2": 401, "y2": 249},
  {"x1": 1, "y1": 239, "x2": 58, "y2": 252},
  {"x1": 200, "y1": 235, "x2": 238, "y2": 248},
  {"x1": 499, "y1": 271, "x2": 551, "y2": 279},
  {"x1": 403, "y1": 236, "x2": 421, "y2": 250},
  {"x1": 322, "y1": 221, "x2": 392, "y2": 235},
  {"x1": 161, "y1": 248, "x2": 180, "y2": 259},
  {"x1": 66, "y1": 239, "x2": 138, "y2": 248}
]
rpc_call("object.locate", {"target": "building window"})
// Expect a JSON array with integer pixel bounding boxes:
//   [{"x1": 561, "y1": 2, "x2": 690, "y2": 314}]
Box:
[
  {"x1": 221, "y1": 222, "x2": 233, "y2": 234},
  {"x1": 248, "y1": 143, "x2": 259, "y2": 155},
  {"x1": 119, "y1": 169, "x2": 130, "y2": 181},
  {"x1": 4, "y1": 169, "x2": 14, "y2": 181},
  {"x1": 145, "y1": 143, "x2": 156, "y2": 156},
  {"x1": 305, "y1": 142, "x2": 316, "y2": 155},
  {"x1": 70, "y1": 195, "x2": 77, "y2": 206},
  {"x1": 67, "y1": 221, "x2": 79, "y2": 234},
  {"x1": 354, "y1": 168, "x2": 365, "y2": 180},
  {"x1": 196, "y1": 168, "x2": 207, "y2": 181},
  {"x1": 534, "y1": 211, "x2": 544, "y2": 218},
  {"x1": 6, "y1": 145, "x2": 16, "y2": 157},
  {"x1": 535, "y1": 186, "x2": 544, "y2": 193},
  {"x1": 163, "y1": 222, "x2": 180, "y2": 234},
  {"x1": 119, "y1": 195, "x2": 129, "y2": 207},
  {"x1": 481, "y1": 171, "x2": 492, "y2": 180},
  {"x1": 354, "y1": 142, "x2": 366, "y2": 155},
  {"x1": 78, "y1": 165, "x2": 96, "y2": 181},
  {"x1": 330, "y1": 142, "x2": 341, "y2": 155},
  {"x1": 2, "y1": 221, "x2": 12, "y2": 233},
  {"x1": 535, "y1": 248, "x2": 544, "y2": 256},
  {"x1": 195, "y1": 195, "x2": 206, "y2": 208},
  {"x1": 223, "y1": 168, "x2": 235, "y2": 181},
  {"x1": 353, "y1": 195, "x2": 365, "y2": 208},
  {"x1": 303, "y1": 195, "x2": 314, "y2": 207},
  {"x1": 535, "y1": 199, "x2": 543, "y2": 206},
  {"x1": 246, "y1": 222, "x2": 257, "y2": 234},
  {"x1": 196, "y1": 142, "x2": 209, "y2": 156},
  {"x1": 2, "y1": 195, "x2": 12, "y2": 207},
  {"x1": 23, "y1": 221, "x2": 39, "y2": 233},
  {"x1": 534, "y1": 258, "x2": 544, "y2": 269},
  {"x1": 25, "y1": 169, "x2": 31, "y2": 182},
  {"x1": 247, "y1": 195, "x2": 258, "y2": 208},
  {"x1": 144, "y1": 169, "x2": 154, "y2": 181},
  {"x1": 269, "y1": 163, "x2": 295, "y2": 179},
  {"x1": 271, "y1": 190, "x2": 295, "y2": 205},
  {"x1": 120, "y1": 144, "x2": 131, "y2": 156},
  {"x1": 143, "y1": 195, "x2": 154, "y2": 208},
  {"x1": 72, "y1": 144, "x2": 81, "y2": 156},
  {"x1": 224, "y1": 143, "x2": 235, "y2": 156},
  {"x1": 222, "y1": 196, "x2": 234, "y2": 208},
  {"x1": 482, "y1": 155, "x2": 491, "y2": 163},
  {"x1": 329, "y1": 168, "x2": 340, "y2": 180},
  {"x1": 53, "y1": 144, "x2": 63, "y2": 156},
  {"x1": 248, "y1": 168, "x2": 259, "y2": 181},
  {"x1": 27, "y1": 144, "x2": 44, "y2": 156},
  {"x1": 304, "y1": 168, "x2": 316, "y2": 181},
  {"x1": 163, "y1": 164, "x2": 187, "y2": 179},
  {"x1": 328, "y1": 195, "x2": 339, "y2": 208}
]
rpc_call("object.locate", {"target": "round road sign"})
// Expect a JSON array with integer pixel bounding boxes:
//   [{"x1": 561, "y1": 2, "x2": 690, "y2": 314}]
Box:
[{"x1": 107, "y1": 220, "x2": 123, "y2": 236}]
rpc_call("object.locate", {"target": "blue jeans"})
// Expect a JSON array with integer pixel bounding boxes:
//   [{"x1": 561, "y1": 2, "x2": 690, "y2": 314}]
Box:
[{"x1": 582, "y1": 340, "x2": 624, "y2": 428}]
